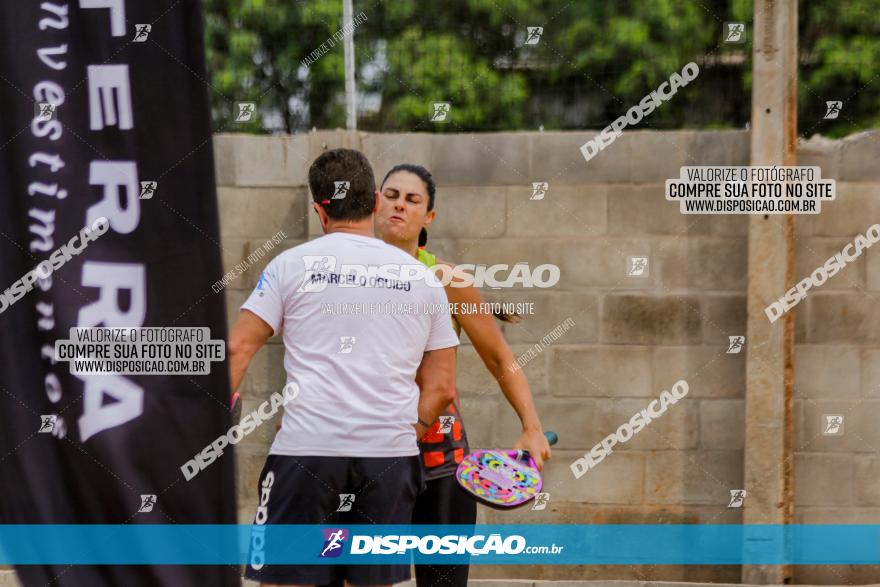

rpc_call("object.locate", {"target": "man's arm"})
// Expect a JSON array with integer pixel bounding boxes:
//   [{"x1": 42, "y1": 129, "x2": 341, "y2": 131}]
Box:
[
  {"x1": 228, "y1": 309, "x2": 274, "y2": 396},
  {"x1": 414, "y1": 347, "x2": 457, "y2": 439}
]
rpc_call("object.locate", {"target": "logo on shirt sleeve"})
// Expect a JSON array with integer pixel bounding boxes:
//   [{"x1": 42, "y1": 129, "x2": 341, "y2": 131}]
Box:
[{"x1": 255, "y1": 271, "x2": 268, "y2": 295}]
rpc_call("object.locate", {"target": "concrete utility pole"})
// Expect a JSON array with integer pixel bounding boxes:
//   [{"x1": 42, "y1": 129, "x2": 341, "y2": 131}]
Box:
[
  {"x1": 342, "y1": 0, "x2": 357, "y2": 130},
  {"x1": 743, "y1": 0, "x2": 797, "y2": 584}
]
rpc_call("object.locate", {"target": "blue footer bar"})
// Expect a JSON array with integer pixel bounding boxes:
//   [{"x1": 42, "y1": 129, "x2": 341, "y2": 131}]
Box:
[{"x1": 1, "y1": 524, "x2": 879, "y2": 565}]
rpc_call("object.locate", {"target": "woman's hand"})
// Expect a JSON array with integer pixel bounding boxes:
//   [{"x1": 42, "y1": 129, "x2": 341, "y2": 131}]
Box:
[{"x1": 513, "y1": 427, "x2": 552, "y2": 471}]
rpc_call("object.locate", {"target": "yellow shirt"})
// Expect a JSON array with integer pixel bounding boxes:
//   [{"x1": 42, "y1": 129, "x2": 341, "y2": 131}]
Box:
[{"x1": 417, "y1": 248, "x2": 461, "y2": 337}]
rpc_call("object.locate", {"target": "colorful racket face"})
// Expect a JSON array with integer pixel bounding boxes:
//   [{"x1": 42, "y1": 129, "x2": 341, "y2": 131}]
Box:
[{"x1": 456, "y1": 448, "x2": 543, "y2": 509}]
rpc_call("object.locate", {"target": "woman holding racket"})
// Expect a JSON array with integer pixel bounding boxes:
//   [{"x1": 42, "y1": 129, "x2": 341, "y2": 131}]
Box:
[{"x1": 376, "y1": 163, "x2": 552, "y2": 587}]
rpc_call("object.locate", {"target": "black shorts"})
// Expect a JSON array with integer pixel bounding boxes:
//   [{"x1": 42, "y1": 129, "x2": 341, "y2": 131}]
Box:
[
  {"x1": 323, "y1": 474, "x2": 478, "y2": 587},
  {"x1": 411, "y1": 474, "x2": 477, "y2": 587},
  {"x1": 243, "y1": 454, "x2": 423, "y2": 586}
]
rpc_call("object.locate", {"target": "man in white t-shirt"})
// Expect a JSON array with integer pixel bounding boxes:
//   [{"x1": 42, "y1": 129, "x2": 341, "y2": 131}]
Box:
[{"x1": 228, "y1": 148, "x2": 459, "y2": 587}]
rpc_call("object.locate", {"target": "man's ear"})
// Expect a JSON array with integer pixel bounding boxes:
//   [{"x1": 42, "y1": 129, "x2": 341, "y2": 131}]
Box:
[
  {"x1": 373, "y1": 190, "x2": 380, "y2": 214},
  {"x1": 313, "y1": 202, "x2": 329, "y2": 228}
]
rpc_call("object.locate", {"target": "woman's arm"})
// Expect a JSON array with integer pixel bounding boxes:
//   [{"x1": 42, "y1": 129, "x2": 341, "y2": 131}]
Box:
[{"x1": 438, "y1": 260, "x2": 552, "y2": 470}]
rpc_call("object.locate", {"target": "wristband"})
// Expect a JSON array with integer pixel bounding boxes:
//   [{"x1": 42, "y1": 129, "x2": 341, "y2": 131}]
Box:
[{"x1": 417, "y1": 417, "x2": 431, "y2": 428}]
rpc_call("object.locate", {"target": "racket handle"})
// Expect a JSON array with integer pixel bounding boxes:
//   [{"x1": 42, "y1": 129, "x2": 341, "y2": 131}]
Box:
[{"x1": 517, "y1": 431, "x2": 559, "y2": 462}]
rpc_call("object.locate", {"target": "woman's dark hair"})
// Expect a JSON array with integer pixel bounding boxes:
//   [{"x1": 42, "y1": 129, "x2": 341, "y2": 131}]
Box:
[{"x1": 380, "y1": 164, "x2": 435, "y2": 247}]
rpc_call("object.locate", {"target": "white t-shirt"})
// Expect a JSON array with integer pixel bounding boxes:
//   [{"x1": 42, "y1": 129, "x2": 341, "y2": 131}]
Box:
[{"x1": 240, "y1": 231, "x2": 459, "y2": 457}]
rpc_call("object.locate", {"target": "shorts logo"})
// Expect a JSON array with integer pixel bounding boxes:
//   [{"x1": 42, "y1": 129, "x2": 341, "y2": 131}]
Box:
[
  {"x1": 320, "y1": 528, "x2": 348, "y2": 558},
  {"x1": 255, "y1": 472, "x2": 275, "y2": 524},
  {"x1": 250, "y1": 471, "x2": 275, "y2": 570}
]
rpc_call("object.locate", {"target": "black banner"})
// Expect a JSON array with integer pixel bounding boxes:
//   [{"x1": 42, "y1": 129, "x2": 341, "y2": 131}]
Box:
[{"x1": 0, "y1": 1, "x2": 237, "y2": 585}]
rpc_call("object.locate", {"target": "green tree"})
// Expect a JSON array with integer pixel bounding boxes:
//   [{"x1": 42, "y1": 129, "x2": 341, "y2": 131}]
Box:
[
  {"x1": 370, "y1": 29, "x2": 527, "y2": 131},
  {"x1": 799, "y1": 0, "x2": 880, "y2": 137},
  {"x1": 203, "y1": 0, "x2": 532, "y2": 132},
  {"x1": 202, "y1": 0, "x2": 880, "y2": 136},
  {"x1": 204, "y1": 0, "x2": 332, "y2": 132}
]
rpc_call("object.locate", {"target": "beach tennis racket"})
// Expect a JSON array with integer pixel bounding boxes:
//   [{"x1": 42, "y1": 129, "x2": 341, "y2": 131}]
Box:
[{"x1": 455, "y1": 431, "x2": 558, "y2": 509}]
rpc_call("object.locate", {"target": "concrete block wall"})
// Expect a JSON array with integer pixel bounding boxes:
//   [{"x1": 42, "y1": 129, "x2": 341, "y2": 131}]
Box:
[
  {"x1": 215, "y1": 129, "x2": 880, "y2": 584},
  {"x1": 790, "y1": 134, "x2": 880, "y2": 584}
]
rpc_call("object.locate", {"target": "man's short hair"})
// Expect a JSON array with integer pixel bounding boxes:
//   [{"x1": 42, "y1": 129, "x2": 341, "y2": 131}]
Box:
[{"x1": 308, "y1": 148, "x2": 376, "y2": 221}]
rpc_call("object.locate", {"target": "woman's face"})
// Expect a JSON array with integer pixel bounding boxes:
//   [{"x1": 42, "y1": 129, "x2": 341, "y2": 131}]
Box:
[{"x1": 376, "y1": 170, "x2": 435, "y2": 244}]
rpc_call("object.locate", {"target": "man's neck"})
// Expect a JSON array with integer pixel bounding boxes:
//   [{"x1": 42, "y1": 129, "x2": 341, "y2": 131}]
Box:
[{"x1": 326, "y1": 220, "x2": 375, "y2": 239}]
